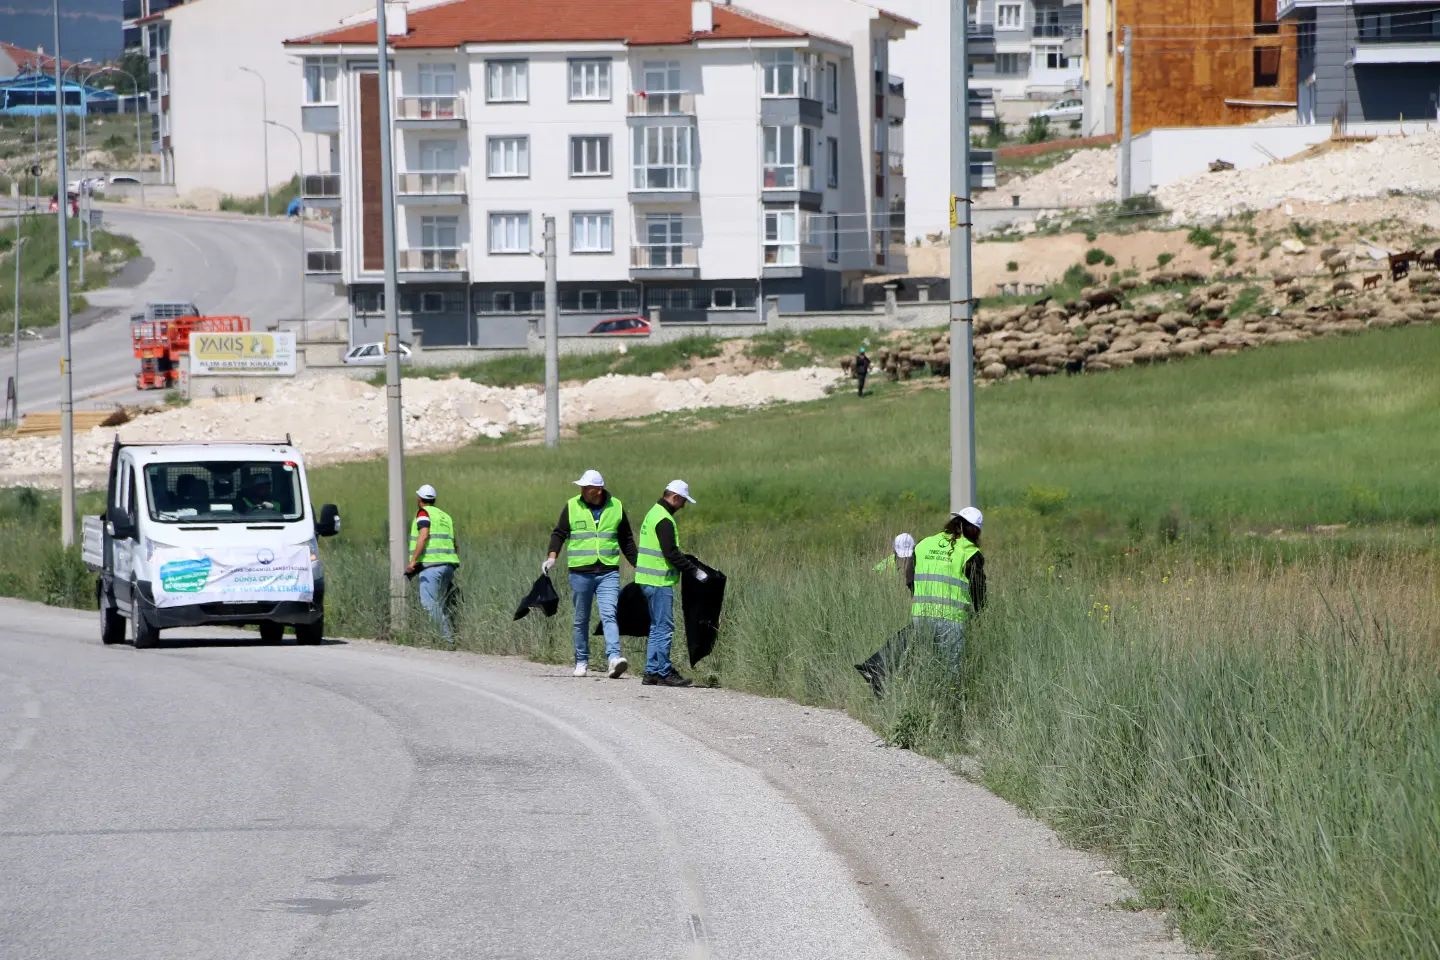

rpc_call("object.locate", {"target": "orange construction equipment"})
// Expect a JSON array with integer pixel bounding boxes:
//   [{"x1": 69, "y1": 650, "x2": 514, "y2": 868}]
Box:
[{"x1": 132, "y1": 315, "x2": 251, "y2": 389}]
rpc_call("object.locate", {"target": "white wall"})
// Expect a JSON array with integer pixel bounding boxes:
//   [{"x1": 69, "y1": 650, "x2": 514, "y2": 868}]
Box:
[{"x1": 166, "y1": 0, "x2": 365, "y2": 197}]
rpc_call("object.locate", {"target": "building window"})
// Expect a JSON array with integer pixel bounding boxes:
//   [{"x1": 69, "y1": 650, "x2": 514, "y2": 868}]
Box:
[
  {"x1": 764, "y1": 208, "x2": 799, "y2": 265},
  {"x1": 763, "y1": 126, "x2": 813, "y2": 189},
  {"x1": 632, "y1": 126, "x2": 693, "y2": 191},
  {"x1": 1254, "y1": 0, "x2": 1279, "y2": 35},
  {"x1": 304, "y1": 57, "x2": 339, "y2": 104},
  {"x1": 712, "y1": 288, "x2": 737, "y2": 309},
  {"x1": 761, "y1": 50, "x2": 819, "y2": 98},
  {"x1": 486, "y1": 60, "x2": 528, "y2": 102},
  {"x1": 420, "y1": 291, "x2": 446, "y2": 313},
  {"x1": 997, "y1": 3, "x2": 1023, "y2": 29},
  {"x1": 827, "y1": 136, "x2": 839, "y2": 188},
  {"x1": 1044, "y1": 50, "x2": 1072, "y2": 70},
  {"x1": 1253, "y1": 46, "x2": 1280, "y2": 87},
  {"x1": 489, "y1": 212, "x2": 531, "y2": 254},
  {"x1": 569, "y1": 58, "x2": 612, "y2": 101},
  {"x1": 487, "y1": 136, "x2": 529, "y2": 178},
  {"x1": 996, "y1": 53, "x2": 1026, "y2": 76},
  {"x1": 420, "y1": 215, "x2": 459, "y2": 253},
  {"x1": 492, "y1": 291, "x2": 517, "y2": 313},
  {"x1": 570, "y1": 135, "x2": 612, "y2": 177},
  {"x1": 578, "y1": 290, "x2": 602, "y2": 310},
  {"x1": 828, "y1": 215, "x2": 840, "y2": 263},
  {"x1": 418, "y1": 62, "x2": 457, "y2": 96},
  {"x1": 571, "y1": 212, "x2": 614, "y2": 254},
  {"x1": 642, "y1": 213, "x2": 686, "y2": 268},
  {"x1": 419, "y1": 139, "x2": 458, "y2": 172},
  {"x1": 638, "y1": 60, "x2": 688, "y2": 114},
  {"x1": 825, "y1": 61, "x2": 839, "y2": 112}
]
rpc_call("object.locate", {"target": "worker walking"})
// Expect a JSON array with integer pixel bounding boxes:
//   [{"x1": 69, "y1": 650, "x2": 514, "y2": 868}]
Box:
[
  {"x1": 634, "y1": 480, "x2": 707, "y2": 688},
  {"x1": 874, "y1": 532, "x2": 916, "y2": 592},
  {"x1": 406, "y1": 483, "x2": 461, "y2": 642},
  {"x1": 854, "y1": 345, "x2": 871, "y2": 397},
  {"x1": 910, "y1": 506, "x2": 986, "y2": 667},
  {"x1": 542, "y1": 469, "x2": 639, "y2": 679}
]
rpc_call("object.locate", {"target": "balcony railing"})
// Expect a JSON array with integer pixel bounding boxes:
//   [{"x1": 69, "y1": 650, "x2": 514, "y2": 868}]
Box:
[
  {"x1": 763, "y1": 165, "x2": 815, "y2": 191},
  {"x1": 1032, "y1": 24, "x2": 1081, "y2": 39},
  {"x1": 887, "y1": 152, "x2": 904, "y2": 174},
  {"x1": 400, "y1": 248, "x2": 467, "y2": 272},
  {"x1": 626, "y1": 92, "x2": 696, "y2": 116},
  {"x1": 398, "y1": 171, "x2": 466, "y2": 195},
  {"x1": 888, "y1": 92, "x2": 906, "y2": 121},
  {"x1": 302, "y1": 173, "x2": 340, "y2": 199},
  {"x1": 630, "y1": 245, "x2": 698, "y2": 269},
  {"x1": 305, "y1": 249, "x2": 342, "y2": 273},
  {"x1": 396, "y1": 95, "x2": 465, "y2": 122},
  {"x1": 763, "y1": 243, "x2": 824, "y2": 269},
  {"x1": 631, "y1": 167, "x2": 695, "y2": 192}
]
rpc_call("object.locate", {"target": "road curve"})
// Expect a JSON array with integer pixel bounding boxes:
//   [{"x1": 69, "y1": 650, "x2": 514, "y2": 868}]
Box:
[{"x1": 0, "y1": 599, "x2": 1193, "y2": 960}]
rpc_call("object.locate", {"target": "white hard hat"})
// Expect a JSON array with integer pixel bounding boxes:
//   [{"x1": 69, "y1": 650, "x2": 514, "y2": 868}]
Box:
[
  {"x1": 954, "y1": 506, "x2": 983, "y2": 528},
  {"x1": 416, "y1": 483, "x2": 437, "y2": 501},
  {"x1": 665, "y1": 479, "x2": 695, "y2": 504},
  {"x1": 893, "y1": 533, "x2": 916, "y2": 558},
  {"x1": 573, "y1": 469, "x2": 605, "y2": 488}
]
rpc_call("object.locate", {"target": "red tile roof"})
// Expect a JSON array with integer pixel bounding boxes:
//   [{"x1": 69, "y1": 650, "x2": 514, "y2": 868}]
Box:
[
  {"x1": 289, "y1": 0, "x2": 806, "y2": 48},
  {"x1": 0, "y1": 41, "x2": 81, "y2": 75}
]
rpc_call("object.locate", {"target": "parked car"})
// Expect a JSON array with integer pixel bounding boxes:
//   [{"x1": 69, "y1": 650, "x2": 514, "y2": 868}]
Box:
[
  {"x1": 342, "y1": 341, "x2": 412, "y2": 364},
  {"x1": 587, "y1": 317, "x2": 651, "y2": 336},
  {"x1": 1031, "y1": 97, "x2": 1083, "y2": 123},
  {"x1": 108, "y1": 174, "x2": 142, "y2": 186},
  {"x1": 67, "y1": 177, "x2": 105, "y2": 195}
]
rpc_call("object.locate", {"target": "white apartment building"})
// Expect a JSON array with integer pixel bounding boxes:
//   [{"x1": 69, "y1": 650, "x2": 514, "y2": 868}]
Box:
[{"x1": 285, "y1": 0, "x2": 912, "y2": 348}]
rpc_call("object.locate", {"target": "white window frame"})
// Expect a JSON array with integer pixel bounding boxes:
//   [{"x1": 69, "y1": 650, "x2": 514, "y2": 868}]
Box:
[
  {"x1": 488, "y1": 212, "x2": 531, "y2": 254},
  {"x1": 420, "y1": 214, "x2": 459, "y2": 252},
  {"x1": 493, "y1": 291, "x2": 516, "y2": 313},
  {"x1": 711, "y1": 288, "x2": 737, "y2": 310},
  {"x1": 764, "y1": 208, "x2": 800, "y2": 266},
  {"x1": 643, "y1": 213, "x2": 686, "y2": 268},
  {"x1": 486, "y1": 59, "x2": 529, "y2": 103},
  {"x1": 632, "y1": 126, "x2": 693, "y2": 191},
  {"x1": 304, "y1": 57, "x2": 339, "y2": 104},
  {"x1": 569, "y1": 58, "x2": 612, "y2": 101},
  {"x1": 763, "y1": 126, "x2": 812, "y2": 190},
  {"x1": 570, "y1": 211, "x2": 614, "y2": 254},
  {"x1": 420, "y1": 291, "x2": 446, "y2": 313},
  {"x1": 579, "y1": 290, "x2": 602, "y2": 311},
  {"x1": 761, "y1": 49, "x2": 797, "y2": 97},
  {"x1": 487, "y1": 136, "x2": 529, "y2": 179},
  {"x1": 997, "y1": 3, "x2": 1024, "y2": 30},
  {"x1": 570, "y1": 135, "x2": 612, "y2": 177},
  {"x1": 419, "y1": 139, "x2": 459, "y2": 173},
  {"x1": 418, "y1": 62, "x2": 457, "y2": 97}
]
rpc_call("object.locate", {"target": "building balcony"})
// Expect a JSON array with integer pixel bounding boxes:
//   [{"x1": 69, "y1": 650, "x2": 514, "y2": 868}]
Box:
[
  {"x1": 888, "y1": 91, "x2": 906, "y2": 121},
  {"x1": 971, "y1": 150, "x2": 997, "y2": 190},
  {"x1": 399, "y1": 247, "x2": 467, "y2": 281},
  {"x1": 395, "y1": 95, "x2": 466, "y2": 127},
  {"x1": 305, "y1": 249, "x2": 342, "y2": 281},
  {"x1": 887, "y1": 152, "x2": 904, "y2": 175},
  {"x1": 301, "y1": 173, "x2": 340, "y2": 207},
  {"x1": 763, "y1": 165, "x2": 823, "y2": 210},
  {"x1": 1032, "y1": 24, "x2": 1081, "y2": 39},
  {"x1": 626, "y1": 92, "x2": 697, "y2": 124},
  {"x1": 396, "y1": 171, "x2": 467, "y2": 205},
  {"x1": 629, "y1": 168, "x2": 697, "y2": 203},
  {"x1": 759, "y1": 96, "x2": 824, "y2": 128},
  {"x1": 1352, "y1": 35, "x2": 1440, "y2": 64},
  {"x1": 970, "y1": 89, "x2": 998, "y2": 121},
  {"x1": 629, "y1": 244, "x2": 700, "y2": 279},
  {"x1": 762, "y1": 243, "x2": 825, "y2": 278},
  {"x1": 122, "y1": 0, "x2": 143, "y2": 21},
  {"x1": 301, "y1": 102, "x2": 339, "y2": 134},
  {"x1": 968, "y1": 23, "x2": 997, "y2": 57}
]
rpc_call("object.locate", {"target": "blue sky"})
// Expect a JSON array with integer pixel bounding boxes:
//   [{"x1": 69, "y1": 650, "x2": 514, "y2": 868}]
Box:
[{"x1": 1, "y1": 2, "x2": 122, "y2": 63}]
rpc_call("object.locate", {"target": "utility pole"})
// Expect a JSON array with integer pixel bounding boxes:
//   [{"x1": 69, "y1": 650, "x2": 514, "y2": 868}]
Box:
[
  {"x1": 240, "y1": 66, "x2": 271, "y2": 216},
  {"x1": 266, "y1": 119, "x2": 307, "y2": 334},
  {"x1": 53, "y1": 0, "x2": 76, "y2": 547},
  {"x1": 376, "y1": 0, "x2": 407, "y2": 632},
  {"x1": 1119, "y1": 25, "x2": 1133, "y2": 203},
  {"x1": 10, "y1": 235, "x2": 27, "y2": 423},
  {"x1": 948, "y1": 0, "x2": 977, "y2": 513},
  {"x1": 542, "y1": 215, "x2": 559, "y2": 448}
]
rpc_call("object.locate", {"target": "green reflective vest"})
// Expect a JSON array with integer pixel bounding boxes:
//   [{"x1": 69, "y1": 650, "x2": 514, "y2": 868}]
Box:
[
  {"x1": 635, "y1": 503, "x2": 680, "y2": 587},
  {"x1": 910, "y1": 532, "x2": 977, "y2": 623},
  {"x1": 409, "y1": 505, "x2": 460, "y2": 567},
  {"x1": 566, "y1": 495, "x2": 624, "y2": 569},
  {"x1": 873, "y1": 555, "x2": 897, "y2": 574}
]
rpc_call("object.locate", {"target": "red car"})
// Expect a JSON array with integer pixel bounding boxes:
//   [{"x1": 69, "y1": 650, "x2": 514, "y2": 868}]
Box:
[{"x1": 587, "y1": 316, "x2": 651, "y2": 336}]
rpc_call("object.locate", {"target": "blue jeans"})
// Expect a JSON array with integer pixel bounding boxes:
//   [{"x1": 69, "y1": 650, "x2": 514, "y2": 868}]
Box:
[
  {"x1": 641, "y1": 584, "x2": 675, "y2": 676},
  {"x1": 914, "y1": 616, "x2": 966, "y2": 669},
  {"x1": 418, "y1": 564, "x2": 456, "y2": 641},
  {"x1": 569, "y1": 569, "x2": 621, "y2": 664}
]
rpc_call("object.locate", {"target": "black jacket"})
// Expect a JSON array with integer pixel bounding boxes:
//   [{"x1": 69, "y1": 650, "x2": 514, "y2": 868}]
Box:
[
  {"x1": 651, "y1": 500, "x2": 700, "y2": 576},
  {"x1": 546, "y1": 493, "x2": 639, "y2": 574}
]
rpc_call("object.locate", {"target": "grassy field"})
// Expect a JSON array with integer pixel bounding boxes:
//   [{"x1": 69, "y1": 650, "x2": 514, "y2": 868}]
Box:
[
  {"x1": 4, "y1": 325, "x2": 1439, "y2": 958},
  {"x1": 1, "y1": 212, "x2": 142, "y2": 330}
]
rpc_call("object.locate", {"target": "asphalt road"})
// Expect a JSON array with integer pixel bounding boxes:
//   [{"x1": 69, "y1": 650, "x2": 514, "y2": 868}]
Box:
[
  {"x1": 0, "y1": 599, "x2": 1194, "y2": 960},
  {"x1": 14, "y1": 206, "x2": 347, "y2": 415}
]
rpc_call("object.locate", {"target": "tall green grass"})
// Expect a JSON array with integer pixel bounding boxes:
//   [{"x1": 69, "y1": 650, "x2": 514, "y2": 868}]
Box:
[
  {"x1": 1, "y1": 213, "x2": 142, "y2": 329},
  {"x1": 3, "y1": 325, "x2": 1440, "y2": 957}
]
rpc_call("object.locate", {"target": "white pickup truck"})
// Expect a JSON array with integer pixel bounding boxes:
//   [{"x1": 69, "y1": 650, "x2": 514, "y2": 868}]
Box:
[{"x1": 82, "y1": 439, "x2": 341, "y2": 648}]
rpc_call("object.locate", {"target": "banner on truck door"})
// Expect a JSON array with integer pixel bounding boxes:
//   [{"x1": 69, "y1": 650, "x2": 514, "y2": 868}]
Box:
[
  {"x1": 190, "y1": 332, "x2": 297, "y2": 376},
  {"x1": 152, "y1": 545, "x2": 314, "y2": 608}
]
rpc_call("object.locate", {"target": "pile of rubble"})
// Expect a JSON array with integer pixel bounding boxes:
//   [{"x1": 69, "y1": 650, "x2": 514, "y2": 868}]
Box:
[{"x1": 987, "y1": 146, "x2": 1119, "y2": 209}]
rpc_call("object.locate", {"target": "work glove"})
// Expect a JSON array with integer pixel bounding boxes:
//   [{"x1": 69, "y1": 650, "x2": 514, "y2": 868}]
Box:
[
  {"x1": 693, "y1": 569, "x2": 709, "y2": 583},
  {"x1": 541, "y1": 557, "x2": 555, "y2": 575}
]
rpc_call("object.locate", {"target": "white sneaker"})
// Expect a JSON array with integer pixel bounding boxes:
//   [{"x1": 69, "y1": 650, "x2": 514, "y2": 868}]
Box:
[
  {"x1": 608, "y1": 656, "x2": 629, "y2": 679},
  {"x1": 573, "y1": 662, "x2": 588, "y2": 677}
]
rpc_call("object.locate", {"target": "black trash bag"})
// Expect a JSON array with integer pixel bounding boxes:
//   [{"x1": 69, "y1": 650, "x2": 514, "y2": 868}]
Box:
[
  {"x1": 592, "y1": 581, "x2": 652, "y2": 638},
  {"x1": 513, "y1": 574, "x2": 561, "y2": 621},
  {"x1": 680, "y1": 557, "x2": 726, "y2": 666},
  {"x1": 855, "y1": 624, "x2": 916, "y2": 697}
]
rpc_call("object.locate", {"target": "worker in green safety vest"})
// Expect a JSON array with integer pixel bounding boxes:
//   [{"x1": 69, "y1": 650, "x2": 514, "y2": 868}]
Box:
[
  {"x1": 635, "y1": 479, "x2": 707, "y2": 688},
  {"x1": 542, "y1": 469, "x2": 639, "y2": 680},
  {"x1": 406, "y1": 483, "x2": 460, "y2": 642},
  {"x1": 909, "y1": 506, "x2": 986, "y2": 667},
  {"x1": 873, "y1": 532, "x2": 916, "y2": 593}
]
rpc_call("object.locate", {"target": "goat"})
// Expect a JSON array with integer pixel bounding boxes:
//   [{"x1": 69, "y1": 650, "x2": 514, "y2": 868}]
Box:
[
  {"x1": 1271, "y1": 274, "x2": 1294, "y2": 289},
  {"x1": 1362, "y1": 274, "x2": 1381, "y2": 290}
]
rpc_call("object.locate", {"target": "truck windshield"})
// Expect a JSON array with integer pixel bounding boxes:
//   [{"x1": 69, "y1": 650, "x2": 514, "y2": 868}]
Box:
[{"x1": 144, "y1": 461, "x2": 306, "y2": 524}]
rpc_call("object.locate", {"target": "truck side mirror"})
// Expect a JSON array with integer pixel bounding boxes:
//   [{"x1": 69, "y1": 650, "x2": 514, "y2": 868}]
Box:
[
  {"x1": 110, "y1": 508, "x2": 136, "y2": 540},
  {"x1": 316, "y1": 504, "x2": 341, "y2": 538}
]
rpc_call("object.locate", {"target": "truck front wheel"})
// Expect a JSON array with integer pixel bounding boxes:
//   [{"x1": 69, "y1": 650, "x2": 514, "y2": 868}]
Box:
[
  {"x1": 99, "y1": 581, "x2": 125, "y2": 646},
  {"x1": 130, "y1": 590, "x2": 159, "y2": 649},
  {"x1": 295, "y1": 617, "x2": 324, "y2": 645},
  {"x1": 259, "y1": 622, "x2": 284, "y2": 644}
]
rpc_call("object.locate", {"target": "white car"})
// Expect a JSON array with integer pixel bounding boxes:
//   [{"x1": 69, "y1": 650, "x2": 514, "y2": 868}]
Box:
[
  {"x1": 1031, "y1": 98, "x2": 1083, "y2": 123},
  {"x1": 67, "y1": 177, "x2": 106, "y2": 195},
  {"x1": 342, "y1": 341, "x2": 412, "y2": 364}
]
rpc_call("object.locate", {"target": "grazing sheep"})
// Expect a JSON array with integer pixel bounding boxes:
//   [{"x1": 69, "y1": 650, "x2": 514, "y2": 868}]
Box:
[
  {"x1": 1081, "y1": 288, "x2": 1123, "y2": 314},
  {"x1": 1325, "y1": 253, "x2": 1349, "y2": 275},
  {"x1": 1286, "y1": 285, "x2": 1307, "y2": 303},
  {"x1": 1332, "y1": 279, "x2": 1356, "y2": 297},
  {"x1": 1271, "y1": 274, "x2": 1294, "y2": 289}
]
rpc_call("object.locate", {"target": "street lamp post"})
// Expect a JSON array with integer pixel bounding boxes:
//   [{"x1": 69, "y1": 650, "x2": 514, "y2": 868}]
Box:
[
  {"x1": 85, "y1": 66, "x2": 144, "y2": 166},
  {"x1": 10, "y1": 235, "x2": 28, "y2": 422},
  {"x1": 239, "y1": 66, "x2": 271, "y2": 217},
  {"x1": 266, "y1": 119, "x2": 307, "y2": 334},
  {"x1": 61, "y1": 58, "x2": 93, "y2": 175},
  {"x1": 52, "y1": 0, "x2": 76, "y2": 547}
]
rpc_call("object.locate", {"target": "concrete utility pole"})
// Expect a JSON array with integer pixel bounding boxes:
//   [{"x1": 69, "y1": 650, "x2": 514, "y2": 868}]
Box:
[
  {"x1": 239, "y1": 66, "x2": 271, "y2": 216},
  {"x1": 267, "y1": 119, "x2": 307, "y2": 333},
  {"x1": 1119, "y1": 25, "x2": 1133, "y2": 203},
  {"x1": 10, "y1": 235, "x2": 27, "y2": 423},
  {"x1": 542, "y1": 215, "x2": 559, "y2": 448},
  {"x1": 53, "y1": 0, "x2": 76, "y2": 546},
  {"x1": 376, "y1": 1, "x2": 408, "y2": 632},
  {"x1": 948, "y1": 0, "x2": 978, "y2": 513}
]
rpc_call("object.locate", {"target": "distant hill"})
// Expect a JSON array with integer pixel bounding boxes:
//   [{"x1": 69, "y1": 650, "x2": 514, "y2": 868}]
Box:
[{"x1": 0, "y1": 2, "x2": 121, "y2": 65}]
